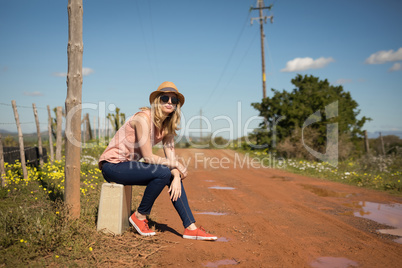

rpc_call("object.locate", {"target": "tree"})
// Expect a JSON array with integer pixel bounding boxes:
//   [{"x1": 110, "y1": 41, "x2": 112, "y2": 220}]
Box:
[{"x1": 251, "y1": 74, "x2": 371, "y2": 150}]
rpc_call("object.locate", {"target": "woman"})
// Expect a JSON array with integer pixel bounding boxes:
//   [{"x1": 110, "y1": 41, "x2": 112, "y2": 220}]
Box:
[{"x1": 99, "y1": 81, "x2": 217, "y2": 241}]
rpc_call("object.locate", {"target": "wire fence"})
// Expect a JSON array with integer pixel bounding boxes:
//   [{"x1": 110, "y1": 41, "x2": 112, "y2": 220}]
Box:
[
  {"x1": 0, "y1": 102, "x2": 49, "y2": 134},
  {"x1": 0, "y1": 101, "x2": 115, "y2": 150},
  {"x1": 2, "y1": 146, "x2": 48, "y2": 166}
]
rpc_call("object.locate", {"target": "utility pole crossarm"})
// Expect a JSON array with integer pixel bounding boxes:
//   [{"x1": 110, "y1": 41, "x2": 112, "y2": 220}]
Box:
[
  {"x1": 250, "y1": 5, "x2": 273, "y2": 11},
  {"x1": 250, "y1": 16, "x2": 273, "y2": 25}
]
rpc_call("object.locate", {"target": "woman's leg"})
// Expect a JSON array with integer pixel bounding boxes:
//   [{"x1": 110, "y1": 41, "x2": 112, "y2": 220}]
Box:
[
  {"x1": 101, "y1": 161, "x2": 172, "y2": 215},
  {"x1": 171, "y1": 181, "x2": 195, "y2": 228}
]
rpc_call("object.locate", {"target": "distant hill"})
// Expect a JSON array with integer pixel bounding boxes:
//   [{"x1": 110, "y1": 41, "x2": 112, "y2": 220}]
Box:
[{"x1": 0, "y1": 129, "x2": 14, "y2": 134}]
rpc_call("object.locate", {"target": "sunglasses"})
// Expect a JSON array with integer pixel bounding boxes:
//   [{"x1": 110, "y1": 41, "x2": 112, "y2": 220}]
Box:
[{"x1": 160, "y1": 95, "x2": 179, "y2": 105}]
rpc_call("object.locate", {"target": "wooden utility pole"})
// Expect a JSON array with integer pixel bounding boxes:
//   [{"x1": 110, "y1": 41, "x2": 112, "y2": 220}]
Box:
[
  {"x1": 32, "y1": 103, "x2": 44, "y2": 167},
  {"x1": 11, "y1": 100, "x2": 28, "y2": 180},
  {"x1": 56, "y1": 106, "x2": 63, "y2": 161},
  {"x1": 0, "y1": 133, "x2": 6, "y2": 187},
  {"x1": 47, "y1": 105, "x2": 54, "y2": 162},
  {"x1": 251, "y1": 0, "x2": 273, "y2": 99},
  {"x1": 65, "y1": 0, "x2": 83, "y2": 219}
]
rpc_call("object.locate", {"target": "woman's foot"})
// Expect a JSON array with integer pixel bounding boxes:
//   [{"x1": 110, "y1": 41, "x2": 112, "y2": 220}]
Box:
[
  {"x1": 129, "y1": 212, "x2": 156, "y2": 236},
  {"x1": 183, "y1": 226, "x2": 218, "y2": 241}
]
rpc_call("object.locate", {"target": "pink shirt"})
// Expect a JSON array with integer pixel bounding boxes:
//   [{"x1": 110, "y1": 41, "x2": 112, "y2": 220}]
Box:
[{"x1": 99, "y1": 109, "x2": 164, "y2": 167}]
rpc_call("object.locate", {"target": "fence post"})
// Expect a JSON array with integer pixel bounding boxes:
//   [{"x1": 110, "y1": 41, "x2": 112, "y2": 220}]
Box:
[
  {"x1": 93, "y1": 115, "x2": 96, "y2": 141},
  {"x1": 85, "y1": 113, "x2": 92, "y2": 141},
  {"x1": 65, "y1": 0, "x2": 83, "y2": 219},
  {"x1": 364, "y1": 130, "x2": 370, "y2": 154},
  {"x1": 379, "y1": 132, "x2": 385, "y2": 156},
  {"x1": 0, "y1": 133, "x2": 6, "y2": 187},
  {"x1": 98, "y1": 116, "x2": 100, "y2": 145},
  {"x1": 11, "y1": 100, "x2": 28, "y2": 180},
  {"x1": 47, "y1": 105, "x2": 54, "y2": 162},
  {"x1": 56, "y1": 106, "x2": 63, "y2": 161},
  {"x1": 32, "y1": 103, "x2": 44, "y2": 167}
]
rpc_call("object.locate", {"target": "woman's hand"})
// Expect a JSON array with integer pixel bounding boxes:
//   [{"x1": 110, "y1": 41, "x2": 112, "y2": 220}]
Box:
[
  {"x1": 176, "y1": 161, "x2": 188, "y2": 179},
  {"x1": 168, "y1": 176, "x2": 182, "y2": 202}
]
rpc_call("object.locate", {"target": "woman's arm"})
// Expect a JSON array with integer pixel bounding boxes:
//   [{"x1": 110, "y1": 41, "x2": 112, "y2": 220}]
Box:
[
  {"x1": 130, "y1": 114, "x2": 178, "y2": 169},
  {"x1": 163, "y1": 134, "x2": 188, "y2": 179},
  {"x1": 163, "y1": 134, "x2": 188, "y2": 201}
]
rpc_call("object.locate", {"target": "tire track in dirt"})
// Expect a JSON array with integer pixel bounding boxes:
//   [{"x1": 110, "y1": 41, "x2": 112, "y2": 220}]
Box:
[{"x1": 146, "y1": 149, "x2": 402, "y2": 267}]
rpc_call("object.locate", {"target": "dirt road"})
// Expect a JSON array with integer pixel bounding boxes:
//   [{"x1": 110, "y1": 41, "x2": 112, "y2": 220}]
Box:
[{"x1": 146, "y1": 149, "x2": 402, "y2": 267}]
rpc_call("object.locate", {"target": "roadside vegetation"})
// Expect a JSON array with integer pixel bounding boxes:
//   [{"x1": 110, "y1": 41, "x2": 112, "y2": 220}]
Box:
[
  {"x1": 234, "y1": 146, "x2": 402, "y2": 194},
  {"x1": 0, "y1": 143, "x2": 164, "y2": 267},
  {"x1": 238, "y1": 74, "x2": 402, "y2": 195}
]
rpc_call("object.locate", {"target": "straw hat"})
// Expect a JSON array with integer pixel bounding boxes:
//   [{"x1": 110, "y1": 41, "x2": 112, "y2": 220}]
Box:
[{"x1": 149, "y1": 81, "x2": 185, "y2": 107}]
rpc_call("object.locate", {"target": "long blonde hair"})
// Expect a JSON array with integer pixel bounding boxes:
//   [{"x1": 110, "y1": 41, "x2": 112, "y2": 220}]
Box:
[{"x1": 141, "y1": 93, "x2": 181, "y2": 136}]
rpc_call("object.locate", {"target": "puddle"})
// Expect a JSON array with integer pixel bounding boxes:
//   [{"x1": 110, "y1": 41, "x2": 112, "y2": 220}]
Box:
[
  {"x1": 395, "y1": 237, "x2": 402, "y2": 244},
  {"x1": 209, "y1": 186, "x2": 236, "y2": 190},
  {"x1": 310, "y1": 257, "x2": 358, "y2": 268},
  {"x1": 216, "y1": 237, "x2": 230, "y2": 242},
  {"x1": 350, "y1": 201, "x2": 402, "y2": 229},
  {"x1": 301, "y1": 184, "x2": 349, "y2": 197},
  {"x1": 346, "y1": 201, "x2": 402, "y2": 243},
  {"x1": 203, "y1": 259, "x2": 238, "y2": 267},
  {"x1": 196, "y1": 212, "x2": 228, "y2": 216},
  {"x1": 270, "y1": 176, "x2": 293, "y2": 181}
]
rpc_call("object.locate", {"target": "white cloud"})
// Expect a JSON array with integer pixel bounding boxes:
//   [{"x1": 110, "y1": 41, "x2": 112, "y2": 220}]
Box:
[
  {"x1": 52, "y1": 67, "x2": 94, "y2": 77},
  {"x1": 24, "y1": 91, "x2": 43, "y2": 96},
  {"x1": 82, "y1": 67, "x2": 94, "y2": 76},
  {"x1": 52, "y1": 72, "x2": 67, "y2": 77},
  {"x1": 335, "y1": 78, "x2": 352, "y2": 85},
  {"x1": 281, "y1": 57, "x2": 334, "y2": 72},
  {"x1": 388, "y1": 62, "x2": 401, "y2": 72},
  {"x1": 365, "y1": 47, "x2": 402, "y2": 64}
]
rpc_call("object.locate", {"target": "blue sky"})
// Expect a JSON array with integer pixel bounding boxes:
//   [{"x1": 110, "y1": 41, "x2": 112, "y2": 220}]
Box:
[{"x1": 1, "y1": 0, "x2": 401, "y2": 139}]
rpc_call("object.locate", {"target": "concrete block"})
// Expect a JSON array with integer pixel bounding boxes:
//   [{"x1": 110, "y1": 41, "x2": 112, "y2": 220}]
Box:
[{"x1": 97, "y1": 183, "x2": 132, "y2": 235}]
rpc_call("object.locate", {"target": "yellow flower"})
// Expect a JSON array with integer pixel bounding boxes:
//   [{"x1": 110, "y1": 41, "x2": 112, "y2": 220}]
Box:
[
  {"x1": 89, "y1": 247, "x2": 93, "y2": 251},
  {"x1": 56, "y1": 211, "x2": 60, "y2": 215},
  {"x1": 20, "y1": 239, "x2": 24, "y2": 243},
  {"x1": 56, "y1": 255, "x2": 59, "y2": 258}
]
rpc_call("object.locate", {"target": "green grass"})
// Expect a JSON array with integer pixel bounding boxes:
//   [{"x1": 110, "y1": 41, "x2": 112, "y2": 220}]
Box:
[
  {"x1": 284, "y1": 158, "x2": 402, "y2": 194},
  {"x1": 0, "y1": 144, "x2": 164, "y2": 267},
  {"x1": 235, "y1": 148, "x2": 402, "y2": 195}
]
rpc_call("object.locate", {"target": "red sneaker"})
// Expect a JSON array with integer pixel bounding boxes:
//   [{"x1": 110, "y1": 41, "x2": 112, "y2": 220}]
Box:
[
  {"x1": 129, "y1": 213, "x2": 156, "y2": 236},
  {"x1": 183, "y1": 226, "x2": 217, "y2": 241}
]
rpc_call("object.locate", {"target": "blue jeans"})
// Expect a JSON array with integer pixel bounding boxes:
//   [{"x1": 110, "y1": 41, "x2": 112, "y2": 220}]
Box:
[{"x1": 101, "y1": 161, "x2": 195, "y2": 228}]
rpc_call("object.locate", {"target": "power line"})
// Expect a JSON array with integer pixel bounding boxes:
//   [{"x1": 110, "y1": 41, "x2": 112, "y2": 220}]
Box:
[
  {"x1": 202, "y1": 10, "x2": 252, "y2": 108},
  {"x1": 211, "y1": 29, "x2": 259, "y2": 107},
  {"x1": 134, "y1": 0, "x2": 157, "y2": 82}
]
